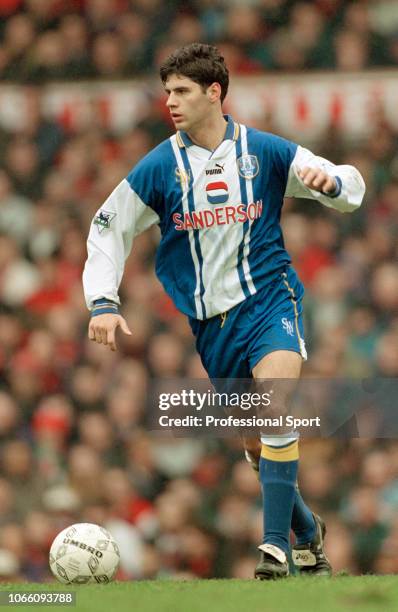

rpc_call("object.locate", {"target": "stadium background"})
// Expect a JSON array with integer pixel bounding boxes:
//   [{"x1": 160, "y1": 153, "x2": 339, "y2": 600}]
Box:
[{"x1": 0, "y1": 0, "x2": 397, "y2": 581}]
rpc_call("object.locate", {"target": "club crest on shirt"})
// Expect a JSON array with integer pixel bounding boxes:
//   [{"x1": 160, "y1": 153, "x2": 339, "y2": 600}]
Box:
[
  {"x1": 93, "y1": 210, "x2": 116, "y2": 234},
  {"x1": 237, "y1": 154, "x2": 259, "y2": 179}
]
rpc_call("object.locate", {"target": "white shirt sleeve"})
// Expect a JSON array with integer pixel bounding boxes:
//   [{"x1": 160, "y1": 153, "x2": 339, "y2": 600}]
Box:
[
  {"x1": 284, "y1": 145, "x2": 366, "y2": 212},
  {"x1": 82, "y1": 178, "x2": 160, "y2": 310}
]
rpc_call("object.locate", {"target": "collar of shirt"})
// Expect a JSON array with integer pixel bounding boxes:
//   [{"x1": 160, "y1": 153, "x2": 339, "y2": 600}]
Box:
[{"x1": 177, "y1": 114, "x2": 239, "y2": 149}]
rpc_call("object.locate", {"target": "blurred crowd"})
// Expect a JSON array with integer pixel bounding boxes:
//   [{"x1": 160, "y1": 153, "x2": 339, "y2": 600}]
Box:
[
  {"x1": 0, "y1": 0, "x2": 397, "y2": 584},
  {"x1": 1, "y1": 0, "x2": 398, "y2": 82}
]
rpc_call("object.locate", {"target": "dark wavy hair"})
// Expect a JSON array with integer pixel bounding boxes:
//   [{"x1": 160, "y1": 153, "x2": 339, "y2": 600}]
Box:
[{"x1": 159, "y1": 43, "x2": 229, "y2": 103}]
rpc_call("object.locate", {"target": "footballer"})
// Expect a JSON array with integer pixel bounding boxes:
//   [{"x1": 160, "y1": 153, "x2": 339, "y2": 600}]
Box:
[{"x1": 83, "y1": 44, "x2": 365, "y2": 579}]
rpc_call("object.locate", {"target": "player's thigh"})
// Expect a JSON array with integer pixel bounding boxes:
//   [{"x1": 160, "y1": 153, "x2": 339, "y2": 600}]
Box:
[
  {"x1": 251, "y1": 350, "x2": 302, "y2": 431},
  {"x1": 252, "y1": 349, "x2": 303, "y2": 379}
]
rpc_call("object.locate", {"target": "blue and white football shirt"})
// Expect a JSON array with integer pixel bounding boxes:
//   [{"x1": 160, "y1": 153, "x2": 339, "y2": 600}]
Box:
[{"x1": 83, "y1": 116, "x2": 365, "y2": 320}]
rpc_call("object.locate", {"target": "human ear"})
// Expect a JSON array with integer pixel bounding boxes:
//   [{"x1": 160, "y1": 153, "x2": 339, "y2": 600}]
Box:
[{"x1": 207, "y1": 82, "x2": 221, "y2": 103}]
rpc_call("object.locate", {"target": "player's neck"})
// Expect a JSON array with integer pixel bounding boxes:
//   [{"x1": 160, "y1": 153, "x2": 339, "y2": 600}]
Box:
[{"x1": 186, "y1": 114, "x2": 228, "y2": 152}]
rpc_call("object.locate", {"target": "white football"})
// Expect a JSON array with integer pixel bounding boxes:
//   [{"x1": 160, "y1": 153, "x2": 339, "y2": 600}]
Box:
[{"x1": 49, "y1": 523, "x2": 120, "y2": 584}]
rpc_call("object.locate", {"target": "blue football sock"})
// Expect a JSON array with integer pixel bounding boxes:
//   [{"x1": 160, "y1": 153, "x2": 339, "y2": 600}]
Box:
[
  {"x1": 259, "y1": 441, "x2": 299, "y2": 554},
  {"x1": 291, "y1": 486, "x2": 316, "y2": 545}
]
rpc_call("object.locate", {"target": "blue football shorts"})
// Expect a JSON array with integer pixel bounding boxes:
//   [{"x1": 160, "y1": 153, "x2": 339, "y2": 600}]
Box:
[{"x1": 189, "y1": 265, "x2": 307, "y2": 379}]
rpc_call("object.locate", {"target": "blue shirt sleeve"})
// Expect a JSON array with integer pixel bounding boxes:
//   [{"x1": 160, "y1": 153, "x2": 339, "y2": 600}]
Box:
[
  {"x1": 268, "y1": 134, "x2": 298, "y2": 189},
  {"x1": 125, "y1": 140, "x2": 173, "y2": 219}
]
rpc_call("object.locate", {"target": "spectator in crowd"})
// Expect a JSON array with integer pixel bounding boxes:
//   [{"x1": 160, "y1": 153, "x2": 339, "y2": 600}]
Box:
[{"x1": 1, "y1": 0, "x2": 398, "y2": 80}]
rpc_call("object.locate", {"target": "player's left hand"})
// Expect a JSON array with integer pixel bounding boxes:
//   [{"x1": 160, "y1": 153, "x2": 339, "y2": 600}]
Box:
[{"x1": 297, "y1": 167, "x2": 337, "y2": 194}]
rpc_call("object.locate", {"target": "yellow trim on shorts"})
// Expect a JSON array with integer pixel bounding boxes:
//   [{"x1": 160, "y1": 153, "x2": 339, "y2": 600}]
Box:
[
  {"x1": 220, "y1": 312, "x2": 227, "y2": 328},
  {"x1": 261, "y1": 440, "x2": 299, "y2": 462},
  {"x1": 282, "y1": 273, "x2": 305, "y2": 357}
]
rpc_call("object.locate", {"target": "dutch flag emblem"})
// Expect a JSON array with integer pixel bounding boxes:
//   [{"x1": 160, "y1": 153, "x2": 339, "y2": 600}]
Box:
[{"x1": 206, "y1": 181, "x2": 229, "y2": 205}]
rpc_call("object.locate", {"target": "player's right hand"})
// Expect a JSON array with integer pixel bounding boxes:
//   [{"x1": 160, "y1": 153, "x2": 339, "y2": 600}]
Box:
[{"x1": 88, "y1": 313, "x2": 132, "y2": 352}]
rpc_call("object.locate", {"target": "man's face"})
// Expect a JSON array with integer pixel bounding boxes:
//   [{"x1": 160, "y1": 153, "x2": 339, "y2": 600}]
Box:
[{"x1": 164, "y1": 74, "x2": 213, "y2": 132}]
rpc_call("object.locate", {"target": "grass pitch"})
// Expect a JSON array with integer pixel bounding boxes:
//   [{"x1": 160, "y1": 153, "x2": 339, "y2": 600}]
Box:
[{"x1": 1, "y1": 576, "x2": 397, "y2": 612}]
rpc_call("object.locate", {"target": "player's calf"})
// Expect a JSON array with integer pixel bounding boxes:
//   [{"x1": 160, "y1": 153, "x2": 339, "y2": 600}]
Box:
[{"x1": 243, "y1": 436, "x2": 261, "y2": 473}]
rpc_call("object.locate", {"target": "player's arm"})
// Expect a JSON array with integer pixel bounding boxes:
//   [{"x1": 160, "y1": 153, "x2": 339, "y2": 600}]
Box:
[
  {"x1": 284, "y1": 145, "x2": 365, "y2": 212},
  {"x1": 83, "y1": 178, "x2": 159, "y2": 351}
]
